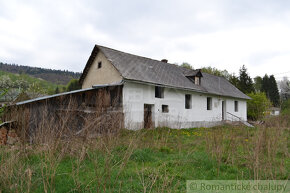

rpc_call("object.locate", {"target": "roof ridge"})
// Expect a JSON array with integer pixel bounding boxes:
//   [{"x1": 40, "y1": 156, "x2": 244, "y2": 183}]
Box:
[{"x1": 96, "y1": 44, "x2": 180, "y2": 68}]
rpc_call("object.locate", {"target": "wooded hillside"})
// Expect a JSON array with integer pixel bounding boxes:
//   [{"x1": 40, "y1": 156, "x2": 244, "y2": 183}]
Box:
[{"x1": 0, "y1": 62, "x2": 81, "y2": 85}]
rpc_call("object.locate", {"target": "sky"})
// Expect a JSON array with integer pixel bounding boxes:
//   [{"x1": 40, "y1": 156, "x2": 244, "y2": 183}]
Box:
[{"x1": 0, "y1": 0, "x2": 290, "y2": 80}]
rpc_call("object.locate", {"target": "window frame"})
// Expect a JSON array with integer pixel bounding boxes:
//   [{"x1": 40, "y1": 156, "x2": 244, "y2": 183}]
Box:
[
  {"x1": 155, "y1": 86, "x2": 164, "y2": 98},
  {"x1": 162, "y1": 104, "x2": 169, "y2": 113},
  {"x1": 234, "y1": 101, "x2": 239, "y2": 112},
  {"x1": 207, "y1": 97, "x2": 212, "y2": 110},
  {"x1": 98, "y1": 61, "x2": 102, "y2": 69},
  {"x1": 185, "y1": 94, "x2": 192, "y2": 109}
]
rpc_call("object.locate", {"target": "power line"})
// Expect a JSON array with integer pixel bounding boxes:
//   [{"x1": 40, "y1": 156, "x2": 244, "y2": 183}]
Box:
[{"x1": 273, "y1": 71, "x2": 290, "y2": 75}]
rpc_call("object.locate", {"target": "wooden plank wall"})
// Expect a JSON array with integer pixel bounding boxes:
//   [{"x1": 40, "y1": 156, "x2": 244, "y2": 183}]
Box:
[{"x1": 3, "y1": 85, "x2": 124, "y2": 143}]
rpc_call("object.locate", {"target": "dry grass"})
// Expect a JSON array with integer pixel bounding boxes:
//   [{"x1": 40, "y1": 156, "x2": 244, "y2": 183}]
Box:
[{"x1": 0, "y1": 112, "x2": 289, "y2": 192}]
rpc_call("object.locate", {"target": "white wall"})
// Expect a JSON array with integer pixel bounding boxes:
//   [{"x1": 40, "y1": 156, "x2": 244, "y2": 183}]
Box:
[{"x1": 123, "y1": 82, "x2": 247, "y2": 130}]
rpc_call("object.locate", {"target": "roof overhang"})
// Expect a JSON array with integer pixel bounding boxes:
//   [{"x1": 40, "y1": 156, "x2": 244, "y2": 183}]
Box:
[
  {"x1": 79, "y1": 45, "x2": 99, "y2": 85},
  {"x1": 124, "y1": 78, "x2": 250, "y2": 100}
]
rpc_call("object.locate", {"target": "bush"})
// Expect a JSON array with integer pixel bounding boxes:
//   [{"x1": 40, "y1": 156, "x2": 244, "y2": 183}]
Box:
[
  {"x1": 247, "y1": 92, "x2": 271, "y2": 120},
  {"x1": 281, "y1": 99, "x2": 290, "y2": 115}
]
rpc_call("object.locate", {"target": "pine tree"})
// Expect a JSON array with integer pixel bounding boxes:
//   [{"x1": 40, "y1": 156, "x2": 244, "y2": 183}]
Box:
[
  {"x1": 238, "y1": 65, "x2": 255, "y2": 94},
  {"x1": 261, "y1": 74, "x2": 270, "y2": 97},
  {"x1": 229, "y1": 74, "x2": 239, "y2": 88},
  {"x1": 268, "y1": 75, "x2": 280, "y2": 107},
  {"x1": 261, "y1": 75, "x2": 280, "y2": 107}
]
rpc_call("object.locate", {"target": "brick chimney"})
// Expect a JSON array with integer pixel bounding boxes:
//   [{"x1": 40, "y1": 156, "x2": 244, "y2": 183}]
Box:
[{"x1": 161, "y1": 59, "x2": 168, "y2": 63}]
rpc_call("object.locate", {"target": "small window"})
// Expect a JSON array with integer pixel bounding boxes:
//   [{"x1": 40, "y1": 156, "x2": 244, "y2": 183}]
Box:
[
  {"x1": 155, "y1": 86, "x2": 164, "y2": 98},
  {"x1": 185, "y1": 94, "x2": 192, "y2": 109},
  {"x1": 162, "y1": 105, "x2": 169, "y2": 113},
  {"x1": 207, "y1": 97, "x2": 212, "y2": 110},
  {"x1": 98, "y1": 61, "x2": 102, "y2": 69},
  {"x1": 234, "y1": 101, "x2": 238, "y2": 112}
]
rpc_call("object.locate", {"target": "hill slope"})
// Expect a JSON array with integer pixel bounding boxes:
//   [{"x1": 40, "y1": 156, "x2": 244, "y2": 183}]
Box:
[
  {"x1": 0, "y1": 62, "x2": 81, "y2": 85},
  {"x1": 0, "y1": 70, "x2": 61, "y2": 98}
]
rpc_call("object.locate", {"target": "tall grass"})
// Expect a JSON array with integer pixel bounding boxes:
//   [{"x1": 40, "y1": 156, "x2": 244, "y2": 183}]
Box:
[{"x1": 0, "y1": 113, "x2": 289, "y2": 192}]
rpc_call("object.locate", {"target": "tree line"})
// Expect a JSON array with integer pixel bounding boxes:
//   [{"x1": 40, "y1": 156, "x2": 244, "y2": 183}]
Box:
[{"x1": 0, "y1": 62, "x2": 81, "y2": 85}]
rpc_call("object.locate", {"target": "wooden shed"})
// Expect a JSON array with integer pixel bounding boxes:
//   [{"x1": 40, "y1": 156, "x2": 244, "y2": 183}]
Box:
[{"x1": 2, "y1": 83, "x2": 124, "y2": 143}]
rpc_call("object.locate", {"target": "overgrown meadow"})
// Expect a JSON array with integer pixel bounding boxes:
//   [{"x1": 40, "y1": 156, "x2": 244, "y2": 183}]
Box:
[{"x1": 0, "y1": 115, "x2": 289, "y2": 193}]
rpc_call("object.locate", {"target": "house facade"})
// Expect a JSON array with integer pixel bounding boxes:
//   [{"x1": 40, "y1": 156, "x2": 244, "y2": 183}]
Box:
[{"x1": 80, "y1": 45, "x2": 250, "y2": 130}]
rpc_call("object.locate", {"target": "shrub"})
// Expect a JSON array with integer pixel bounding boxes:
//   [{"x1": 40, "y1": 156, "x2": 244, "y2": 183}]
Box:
[
  {"x1": 247, "y1": 92, "x2": 271, "y2": 120},
  {"x1": 281, "y1": 99, "x2": 290, "y2": 115}
]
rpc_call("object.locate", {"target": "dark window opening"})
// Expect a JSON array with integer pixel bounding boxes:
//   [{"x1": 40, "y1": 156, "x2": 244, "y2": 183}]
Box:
[
  {"x1": 187, "y1": 76, "x2": 201, "y2": 85},
  {"x1": 188, "y1": 76, "x2": 195, "y2": 84},
  {"x1": 162, "y1": 105, "x2": 169, "y2": 113},
  {"x1": 207, "y1": 97, "x2": 212, "y2": 110},
  {"x1": 185, "y1": 94, "x2": 192, "y2": 109},
  {"x1": 155, "y1": 86, "x2": 164, "y2": 98},
  {"x1": 98, "y1": 61, "x2": 102, "y2": 69},
  {"x1": 234, "y1": 101, "x2": 238, "y2": 112}
]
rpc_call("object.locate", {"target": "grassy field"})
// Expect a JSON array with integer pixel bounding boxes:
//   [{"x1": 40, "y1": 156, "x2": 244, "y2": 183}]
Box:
[{"x1": 0, "y1": 115, "x2": 289, "y2": 192}]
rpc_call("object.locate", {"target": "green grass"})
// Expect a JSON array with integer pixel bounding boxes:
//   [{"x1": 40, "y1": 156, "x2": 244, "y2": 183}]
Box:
[{"x1": 0, "y1": 121, "x2": 289, "y2": 192}]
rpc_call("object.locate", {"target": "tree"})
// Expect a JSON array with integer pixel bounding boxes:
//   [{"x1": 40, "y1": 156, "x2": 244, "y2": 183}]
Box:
[
  {"x1": 261, "y1": 75, "x2": 280, "y2": 107},
  {"x1": 261, "y1": 74, "x2": 270, "y2": 97},
  {"x1": 0, "y1": 88, "x2": 9, "y2": 123},
  {"x1": 55, "y1": 87, "x2": 60, "y2": 94},
  {"x1": 180, "y1": 62, "x2": 193, "y2": 69},
  {"x1": 201, "y1": 66, "x2": 231, "y2": 79},
  {"x1": 28, "y1": 82, "x2": 46, "y2": 98},
  {"x1": 247, "y1": 92, "x2": 271, "y2": 120},
  {"x1": 281, "y1": 99, "x2": 290, "y2": 115},
  {"x1": 238, "y1": 65, "x2": 255, "y2": 94},
  {"x1": 229, "y1": 74, "x2": 239, "y2": 88},
  {"x1": 66, "y1": 79, "x2": 81, "y2": 91},
  {"x1": 268, "y1": 75, "x2": 280, "y2": 107},
  {"x1": 278, "y1": 77, "x2": 290, "y2": 101},
  {"x1": 254, "y1": 76, "x2": 263, "y2": 92}
]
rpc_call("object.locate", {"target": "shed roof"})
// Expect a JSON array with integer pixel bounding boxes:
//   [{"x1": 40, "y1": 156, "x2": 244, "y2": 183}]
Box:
[
  {"x1": 16, "y1": 82, "x2": 123, "y2": 106},
  {"x1": 80, "y1": 45, "x2": 250, "y2": 100}
]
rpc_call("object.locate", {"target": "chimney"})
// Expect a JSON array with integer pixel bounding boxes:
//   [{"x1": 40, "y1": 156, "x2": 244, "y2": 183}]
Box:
[{"x1": 161, "y1": 59, "x2": 168, "y2": 63}]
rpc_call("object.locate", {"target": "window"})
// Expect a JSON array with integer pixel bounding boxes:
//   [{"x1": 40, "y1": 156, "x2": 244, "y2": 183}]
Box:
[
  {"x1": 162, "y1": 105, "x2": 169, "y2": 113},
  {"x1": 234, "y1": 101, "x2": 238, "y2": 112},
  {"x1": 207, "y1": 97, "x2": 212, "y2": 110},
  {"x1": 155, "y1": 86, "x2": 164, "y2": 98},
  {"x1": 98, "y1": 61, "x2": 102, "y2": 69},
  {"x1": 185, "y1": 94, "x2": 192, "y2": 109}
]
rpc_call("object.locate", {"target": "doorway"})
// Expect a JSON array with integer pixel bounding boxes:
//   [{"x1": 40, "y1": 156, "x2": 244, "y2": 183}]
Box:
[
  {"x1": 222, "y1": 101, "x2": 226, "y2": 120},
  {"x1": 144, "y1": 104, "x2": 154, "y2": 129}
]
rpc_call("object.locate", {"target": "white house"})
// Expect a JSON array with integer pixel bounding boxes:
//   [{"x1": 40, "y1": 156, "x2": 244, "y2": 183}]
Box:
[{"x1": 80, "y1": 45, "x2": 251, "y2": 129}]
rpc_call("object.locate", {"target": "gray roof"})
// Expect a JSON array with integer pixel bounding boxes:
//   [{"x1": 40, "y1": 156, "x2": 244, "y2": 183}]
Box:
[{"x1": 80, "y1": 45, "x2": 250, "y2": 100}]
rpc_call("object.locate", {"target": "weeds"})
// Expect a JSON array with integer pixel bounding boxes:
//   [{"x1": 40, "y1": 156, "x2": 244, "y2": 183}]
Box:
[{"x1": 0, "y1": 114, "x2": 289, "y2": 192}]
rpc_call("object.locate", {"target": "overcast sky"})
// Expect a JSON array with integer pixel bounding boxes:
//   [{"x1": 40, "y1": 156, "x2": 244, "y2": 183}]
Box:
[{"x1": 0, "y1": 0, "x2": 290, "y2": 80}]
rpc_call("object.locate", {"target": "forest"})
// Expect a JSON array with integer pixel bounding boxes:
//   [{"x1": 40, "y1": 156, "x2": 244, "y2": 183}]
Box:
[{"x1": 0, "y1": 62, "x2": 81, "y2": 85}]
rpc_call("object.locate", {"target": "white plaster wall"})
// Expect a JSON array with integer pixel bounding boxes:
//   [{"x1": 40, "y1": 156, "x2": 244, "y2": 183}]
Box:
[
  {"x1": 225, "y1": 99, "x2": 247, "y2": 121},
  {"x1": 123, "y1": 82, "x2": 248, "y2": 130}
]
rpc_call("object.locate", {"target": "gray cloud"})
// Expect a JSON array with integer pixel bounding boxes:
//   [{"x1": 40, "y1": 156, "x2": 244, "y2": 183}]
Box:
[{"x1": 0, "y1": 0, "x2": 289, "y2": 79}]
